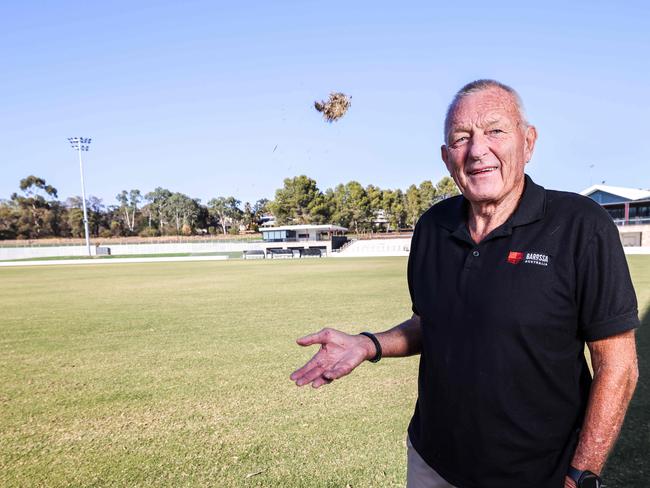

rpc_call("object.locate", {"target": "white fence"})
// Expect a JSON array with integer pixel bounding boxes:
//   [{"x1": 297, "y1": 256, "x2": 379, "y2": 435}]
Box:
[
  {"x1": 335, "y1": 238, "x2": 411, "y2": 257},
  {"x1": 0, "y1": 242, "x2": 266, "y2": 261},
  {"x1": 334, "y1": 238, "x2": 650, "y2": 258}
]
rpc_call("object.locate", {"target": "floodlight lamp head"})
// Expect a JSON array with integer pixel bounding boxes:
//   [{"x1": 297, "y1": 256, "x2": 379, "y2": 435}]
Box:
[{"x1": 68, "y1": 136, "x2": 91, "y2": 150}]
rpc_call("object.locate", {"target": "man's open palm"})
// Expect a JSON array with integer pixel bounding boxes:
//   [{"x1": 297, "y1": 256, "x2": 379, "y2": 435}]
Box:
[{"x1": 290, "y1": 328, "x2": 372, "y2": 388}]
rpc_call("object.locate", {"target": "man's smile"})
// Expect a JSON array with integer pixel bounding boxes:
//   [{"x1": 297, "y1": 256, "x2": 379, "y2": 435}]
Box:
[{"x1": 467, "y1": 166, "x2": 498, "y2": 176}]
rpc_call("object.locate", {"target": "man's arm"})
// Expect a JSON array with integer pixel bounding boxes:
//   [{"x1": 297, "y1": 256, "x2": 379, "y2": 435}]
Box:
[
  {"x1": 290, "y1": 314, "x2": 421, "y2": 388},
  {"x1": 564, "y1": 329, "x2": 639, "y2": 487}
]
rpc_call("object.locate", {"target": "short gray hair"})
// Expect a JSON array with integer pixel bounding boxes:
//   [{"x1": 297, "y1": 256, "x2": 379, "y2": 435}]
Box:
[{"x1": 444, "y1": 79, "x2": 528, "y2": 143}]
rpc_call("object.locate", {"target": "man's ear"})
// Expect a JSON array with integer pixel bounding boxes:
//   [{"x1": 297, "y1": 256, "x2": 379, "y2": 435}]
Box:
[
  {"x1": 524, "y1": 125, "x2": 537, "y2": 162},
  {"x1": 441, "y1": 144, "x2": 450, "y2": 171}
]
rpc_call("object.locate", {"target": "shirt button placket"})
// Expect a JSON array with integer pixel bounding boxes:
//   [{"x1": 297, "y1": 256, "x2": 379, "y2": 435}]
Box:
[{"x1": 464, "y1": 248, "x2": 480, "y2": 269}]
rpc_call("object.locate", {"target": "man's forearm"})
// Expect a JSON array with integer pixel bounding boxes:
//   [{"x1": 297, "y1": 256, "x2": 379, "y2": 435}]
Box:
[
  {"x1": 370, "y1": 314, "x2": 422, "y2": 358},
  {"x1": 571, "y1": 331, "x2": 639, "y2": 475}
]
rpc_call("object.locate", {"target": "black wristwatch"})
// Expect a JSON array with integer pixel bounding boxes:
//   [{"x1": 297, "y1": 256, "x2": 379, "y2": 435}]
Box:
[{"x1": 567, "y1": 466, "x2": 603, "y2": 488}]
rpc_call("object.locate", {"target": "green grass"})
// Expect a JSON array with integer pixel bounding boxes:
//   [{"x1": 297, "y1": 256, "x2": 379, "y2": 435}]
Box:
[
  {"x1": 603, "y1": 255, "x2": 650, "y2": 486},
  {"x1": 0, "y1": 258, "x2": 417, "y2": 487},
  {"x1": 0, "y1": 256, "x2": 648, "y2": 487}
]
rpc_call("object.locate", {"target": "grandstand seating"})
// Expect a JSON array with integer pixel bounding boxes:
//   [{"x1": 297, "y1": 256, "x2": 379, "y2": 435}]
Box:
[
  {"x1": 300, "y1": 248, "x2": 323, "y2": 258},
  {"x1": 268, "y1": 249, "x2": 294, "y2": 259},
  {"x1": 243, "y1": 250, "x2": 266, "y2": 259}
]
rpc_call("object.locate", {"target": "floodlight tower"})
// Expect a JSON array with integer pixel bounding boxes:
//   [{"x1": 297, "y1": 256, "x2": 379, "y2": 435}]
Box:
[{"x1": 68, "y1": 137, "x2": 93, "y2": 256}]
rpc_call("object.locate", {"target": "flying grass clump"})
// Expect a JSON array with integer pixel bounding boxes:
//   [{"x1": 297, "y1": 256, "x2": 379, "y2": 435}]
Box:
[{"x1": 314, "y1": 92, "x2": 351, "y2": 122}]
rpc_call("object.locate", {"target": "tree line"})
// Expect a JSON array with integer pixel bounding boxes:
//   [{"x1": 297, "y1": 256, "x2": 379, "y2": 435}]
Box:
[{"x1": 0, "y1": 174, "x2": 458, "y2": 240}]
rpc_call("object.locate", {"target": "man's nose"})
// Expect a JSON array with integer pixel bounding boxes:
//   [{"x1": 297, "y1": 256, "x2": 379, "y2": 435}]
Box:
[{"x1": 468, "y1": 133, "x2": 489, "y2": 161}]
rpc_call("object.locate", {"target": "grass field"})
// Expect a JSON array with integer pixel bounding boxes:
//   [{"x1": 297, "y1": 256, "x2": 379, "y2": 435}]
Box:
[{"x1": 1, "y1": 256, "x2": 648, "y2": 487}]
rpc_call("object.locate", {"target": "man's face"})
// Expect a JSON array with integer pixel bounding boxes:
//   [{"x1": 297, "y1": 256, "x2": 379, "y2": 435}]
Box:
[{"x1": 441, "y1": 87, "x2": 537, "y2": 206}]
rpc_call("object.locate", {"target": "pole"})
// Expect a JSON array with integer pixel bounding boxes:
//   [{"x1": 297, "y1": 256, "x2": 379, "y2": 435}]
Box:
[{"x1": 78, "y1": 143, "x2": 92, "y2": 256}]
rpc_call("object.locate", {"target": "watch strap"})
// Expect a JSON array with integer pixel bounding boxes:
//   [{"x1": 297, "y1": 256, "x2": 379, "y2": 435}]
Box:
[
  {"x1": 567, "y1": 465, "x2": 583, "y2": 483},
  {"x1": 359, "y1": 331, "x2": 382, "y2": 363},
  {"x1": 568, "y1": 466, "x2": 603, "y2": 487}
]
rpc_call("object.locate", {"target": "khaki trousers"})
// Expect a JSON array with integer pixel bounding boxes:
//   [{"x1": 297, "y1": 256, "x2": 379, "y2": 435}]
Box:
[{"x1": 406, "y1": 436, "x2": 458, "y2": 488}]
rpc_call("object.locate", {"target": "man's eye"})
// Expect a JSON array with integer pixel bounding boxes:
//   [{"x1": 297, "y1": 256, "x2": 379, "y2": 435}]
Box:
[
  {"x1": 489, "y1": 129, "x2": 504, "y2": 135},
  {"x1": 453, "y1": 136, "x2": 468, "y2": 145}
]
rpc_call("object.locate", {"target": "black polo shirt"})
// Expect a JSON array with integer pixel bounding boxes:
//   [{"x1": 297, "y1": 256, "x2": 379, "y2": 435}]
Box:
[{"x1": 406, "y1": 175, "x2": 639, "y2": 488}]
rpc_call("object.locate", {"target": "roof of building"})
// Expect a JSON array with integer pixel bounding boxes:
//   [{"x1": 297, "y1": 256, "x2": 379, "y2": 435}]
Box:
[
  {"x1": 580, "y1": 184, "x2": 650, "y2": 201},
  {"x1": 261, "y1": 224, "x2": 348, "y2": 232}
]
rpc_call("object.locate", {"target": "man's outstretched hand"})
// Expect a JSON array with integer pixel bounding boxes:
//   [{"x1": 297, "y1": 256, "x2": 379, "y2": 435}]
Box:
[{"x1": 290, "y1": 328, "x2": 375, "y2": 388}]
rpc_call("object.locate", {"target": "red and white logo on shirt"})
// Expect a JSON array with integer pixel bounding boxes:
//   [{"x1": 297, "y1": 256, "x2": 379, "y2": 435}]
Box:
[
  {"x1": 507, "y1": 251, "x2": 549, "y2": 266},
  {"x1": 507, "y1": 251, "x2": 525, "y2": 265}
]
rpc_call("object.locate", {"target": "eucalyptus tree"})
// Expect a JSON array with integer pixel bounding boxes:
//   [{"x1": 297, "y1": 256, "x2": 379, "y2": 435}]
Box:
[
  {"x1": 116, "y1": 189, "x2": 142, "y2": 233},
  {"x1": 208, "y1": 196, "x2": 242, "y2": 234},
  {"x1": 435, "y1": 176, "x2": 460, "y2": 201},
  {"x1": 331, "y1": 181, "x2": 371, "y2": 233},
  {"x1": 145, "y1": 187, "x2": 172, "y2": 234},
  {"x1": 0, "y1": 199, "x2": 19, "y2": 239},
  {"x1": 252, "y1": 198, "x2": 270, "y2": 227},
  {"x1": 366, "y1": 184, "x2": 385, "y2": 231},
  {"x1": 10, "y1": 175, "x2": 59, "y2": 238},
  {"x1": 166, "y1": 192, "x2": 200, "y2": 234},
  {"x1": 418, "y1": 180, "x2": 436, "y2": 213},
  {"x1": 404, "y1": 184, "x2": 421, "y2": 229},
  {"x1": 382, "y1": 188, "x2": 406, "y2": 231},
  {"x1": 242, "y1": 202, "x2": 255, "y2": 231},
  {"x1": 65, "y1": 195, "x2": 104, "y2": 237}
]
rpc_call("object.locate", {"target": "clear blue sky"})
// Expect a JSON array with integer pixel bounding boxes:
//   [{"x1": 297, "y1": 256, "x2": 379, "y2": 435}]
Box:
[{"x1": 1, "y1": 1, "x2": 648, "y2": 207}]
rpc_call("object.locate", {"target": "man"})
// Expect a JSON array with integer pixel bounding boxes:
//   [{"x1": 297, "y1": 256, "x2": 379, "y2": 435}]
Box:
[{"x1": 290, "y1": 80, "x2": 639, "y2": 488}]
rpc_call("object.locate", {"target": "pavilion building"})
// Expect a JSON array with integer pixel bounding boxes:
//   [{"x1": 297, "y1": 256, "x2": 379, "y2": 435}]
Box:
[
  {"x1": 582, "y1": 184, "x2": 650, "y2": 247},
  {"x1": 243, "y1": 224, "x2": 349, "y2": 258}
]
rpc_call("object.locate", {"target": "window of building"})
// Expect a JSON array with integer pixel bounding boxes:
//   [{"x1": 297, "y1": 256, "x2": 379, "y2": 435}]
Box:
[
  {"x1": 605, "y1": 205, "x2": 624, "y2": 220},
  {"x1": 263, "y1": 230, "x2": 288, "y2": 241},
  {"x1": 630, "y1": 203, "x2": 650, "y2": 220}
]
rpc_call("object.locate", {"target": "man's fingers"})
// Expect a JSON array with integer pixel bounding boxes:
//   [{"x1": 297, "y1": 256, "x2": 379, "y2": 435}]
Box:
[
  {"x1": 291, "y1": 328, "x2": 349, "y2": 386},
  {"x1": 290, "y1": 363, "x2": 308, "y2": 381},
  {"x1": 294, "y1": 366, "x2": 325, "y2": 387},
  {"x1": 296, "y1": 331, "x2": 323, "y2": 346},
  {"x1": 323, "y1": 366, "x2": 351, "y2": 381},
  {"x1": 312, "y1": 376, "x2": 333, "y2": 388},
  {"x1": 296, "y1": 328, "x2": 332, "y2": 347},
  {"x1": 290, "y1": 352, "x2": 324, "y2": 381}
]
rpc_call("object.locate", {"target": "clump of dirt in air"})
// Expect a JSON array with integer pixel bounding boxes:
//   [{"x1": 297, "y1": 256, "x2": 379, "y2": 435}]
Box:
[{"x1": 314, "y1": 92, "x2": 351, "y2": 122}]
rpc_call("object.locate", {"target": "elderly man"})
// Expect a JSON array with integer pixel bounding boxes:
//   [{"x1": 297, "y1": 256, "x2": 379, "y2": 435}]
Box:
[{"x1": 290, "y1": 80, "x2": 639, "y2": 488}]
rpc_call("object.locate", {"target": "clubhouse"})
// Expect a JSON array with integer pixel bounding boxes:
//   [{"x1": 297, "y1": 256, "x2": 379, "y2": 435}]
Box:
[
  {"x1": 582, "y1": 184, "x2": 650, "y2": 247},
  {"x1": 244, "y1": 224, "x2": 349, "y2": 259}
]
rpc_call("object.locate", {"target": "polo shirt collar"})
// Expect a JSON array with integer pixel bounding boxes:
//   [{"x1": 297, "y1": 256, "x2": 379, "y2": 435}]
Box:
[
  {"x1": 439, "y1": 174, "x2": 546, "y2": 238},
  {"x1": 508, "y1": 174, "x2": 546, "y2": 227}
]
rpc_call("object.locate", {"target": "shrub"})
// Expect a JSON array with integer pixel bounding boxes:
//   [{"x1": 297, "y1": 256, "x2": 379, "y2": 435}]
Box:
[{"x1": 138, "y1": 227, "x2": 159, "y2": 237}]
